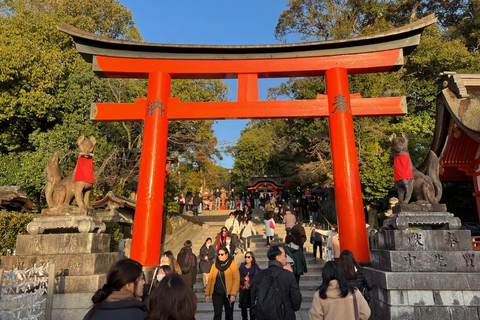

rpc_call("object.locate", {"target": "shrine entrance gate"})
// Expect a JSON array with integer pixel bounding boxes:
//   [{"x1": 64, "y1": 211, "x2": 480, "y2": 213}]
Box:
[{"x1": 60, "y1": 15, "x2": 436, "y2": 265}]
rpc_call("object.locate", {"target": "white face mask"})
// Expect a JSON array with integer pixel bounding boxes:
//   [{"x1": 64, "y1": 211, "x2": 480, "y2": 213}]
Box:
[
  {"x1": 226, "y1": 241, "x2": 231, "y2": 244},
  {"x1": 157, "y1": 274, "x2": 165, "y2": 282},
  {"x1": 206, "y1": 243, "x2": 211, "y2": 248}
]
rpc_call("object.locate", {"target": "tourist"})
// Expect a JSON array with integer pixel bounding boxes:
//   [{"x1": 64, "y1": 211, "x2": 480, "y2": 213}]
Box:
[
  {"x1": 216, "y1": 227, "x2": 229, "y2": 250},
  {"x1": 146, "y1": 273, "x2": 196, "y2": 320},
  {"x1": 320, "y1": 224, "x2": 341, "y2": 261},
  {"x1": 293, "y1": 197, "x2": 302, "y2": 219},
  {"x1": 224, "y1": 236, "x2": 238, "y2": 256},
  {"x1": 177, "y1": 240, "x2": 197, "y2": 289},
  {"x1": 239, "y1": 215, "x2": 257, "y2": 251},
  {"x1": 160, "y1": 250, "x2": 182, "y2": 274},
  {"x1": 83, "y1": 258, "x2": 147, "y2": 320},
  {"x1": 309, "y1": 261, "x2": 370, "y2": 320},
  {"x1": 264, "y1": 208, "x2": 275, "y2": 247},
  {"x1": 205, "y1": 247, "x2": 240, "y2": 320},
  {"x1": 178, "y1": 193, "x2": 185, "y2": 214},
  {"x1": 264, "y1": 196, "x2": 276, "y2": 222},
  {"x1": 185, "y1": 190, "x2": 193, "y2": 212},
  {"x1": 310, "y1": 222, "x2": 324, "y2": 262},
  {"x1": 192, "y1": 192, "x2": 202, "y2": 216},
  {"x1": 338, "y1": 250, "x2": 374, "y2": 303},
  {"x1": 291, "y1": 219, "x2": 307, "y2": 248},
  {"x1": 239, "y1": 251, "x2": 261, "y2": 320},
  {"x1": 229, "y1": 188, "x2": 236, "y2": 210},
  {"x1": 283, "y1": 208, "x2": 296, "y2": 236},
  {"x1": 310, "y1": 196, "x2": 320, "y2": 224},
  {"x1": 199, "y1": 237, "x2": 215, "y2": 290},
  {"x1": 225, "y1": 212, "x2": 241, "y2": 248},
  {"x1": 251, "y1": 245, "x2": 302, "y2": 320},
  {"x1": 284, "y1": 235, "x2": 308, "y2": 284},
  {"x1": 149, "y1": 265, "x2": 172, "y2": 294},
  {"x1": 214, "y1": 188, "x2": 221, "y2": 210}
]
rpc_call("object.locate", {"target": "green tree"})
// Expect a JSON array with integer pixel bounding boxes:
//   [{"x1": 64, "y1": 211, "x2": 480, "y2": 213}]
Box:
[{"x1": 0, "y1": 0, "x2": 229, "y2": 209}]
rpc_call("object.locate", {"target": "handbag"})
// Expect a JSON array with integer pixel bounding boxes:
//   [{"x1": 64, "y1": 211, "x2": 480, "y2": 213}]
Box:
[
  {"x1": 270, "y1": 219, "x2": 276, "y2": 229},
  {"x1": 352, "y1": 290, "x2": 360, "y2": 320},
  {"x1": 360, "y1": 285, "x2": 370, "y2": 303}
]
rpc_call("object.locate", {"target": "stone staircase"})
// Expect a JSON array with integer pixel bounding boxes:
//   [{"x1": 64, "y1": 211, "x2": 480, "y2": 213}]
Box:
[{"x1": 183, "y1": 209, "x2": 325, "y2": 319}]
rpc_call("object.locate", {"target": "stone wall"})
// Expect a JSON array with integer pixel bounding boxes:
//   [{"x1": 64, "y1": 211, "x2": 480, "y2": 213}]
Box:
[{"x1": 367, "y1": 229, "x2": 480, "y2": 320}]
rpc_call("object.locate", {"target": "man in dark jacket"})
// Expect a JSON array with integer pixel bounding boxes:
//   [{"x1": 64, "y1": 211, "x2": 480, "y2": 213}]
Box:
[
  {"x1": 251, "y1": 245, "x2": 302, "y2": 320},
  {"x1": 177, "y1": 240, "x2": 197, "y2": 288},
  {"x1": 291, "y1": 220, "x2": 307, "y2": 248},
  {"x1": 192, "y1": 192, "x2": 202, "y2": 216}
]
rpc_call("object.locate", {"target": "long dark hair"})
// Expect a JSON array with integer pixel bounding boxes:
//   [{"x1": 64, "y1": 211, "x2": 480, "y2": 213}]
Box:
[
  {"x1": 338, "y1": 249, "x2": 363, "y2": 280},
  {"x1": 146, "y1": 273, "x2": 197, "y2": 320},
  {"x1": 318, "y1": 261, "x2": 354, "y2": 299},
  {"x1": 85, "y1": 258, "x2": 143, "y2": 319}
]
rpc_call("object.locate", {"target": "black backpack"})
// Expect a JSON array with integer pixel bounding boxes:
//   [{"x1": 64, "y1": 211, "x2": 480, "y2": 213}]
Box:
[{"x1": 254, "y1": 269, "x2": 287, "y2": 319}]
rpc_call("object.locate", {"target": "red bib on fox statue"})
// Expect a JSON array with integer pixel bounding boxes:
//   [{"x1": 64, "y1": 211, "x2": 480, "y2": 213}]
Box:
[
  {"x1": 74, "y1": 156, "x2": 94, "y2": 184},
  {"x1": 393, "y1": 154, "x2": 414, "y2": 182}
]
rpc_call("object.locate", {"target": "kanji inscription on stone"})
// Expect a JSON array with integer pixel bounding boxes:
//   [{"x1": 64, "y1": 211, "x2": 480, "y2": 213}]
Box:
[
  {"x1": 445, "y1": 232, "x2": 459, "y2": 248},
  {"x1": 404, "y1": 253, "x2": 417, "y2": 266},
  {"x1": 408, "y1": 233, "x2": 424, "y2": 247},
  {"x1": 147, "y1": 99, "x2": 165, "y2": 117},
  {"x1": 434, "y1": 254, "x2": 447, "y2": 267},
  {"x1": 331, "y1": 94, "x2": 351, "y2": 114},
  {"x1": 463, "y1": 253, "x2": 475, "y2": 268}
]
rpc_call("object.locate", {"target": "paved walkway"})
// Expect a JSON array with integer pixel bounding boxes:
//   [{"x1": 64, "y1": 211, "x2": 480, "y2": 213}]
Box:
[{"x1": 184, "y1": 208, "x2": 325, "y2": 319}]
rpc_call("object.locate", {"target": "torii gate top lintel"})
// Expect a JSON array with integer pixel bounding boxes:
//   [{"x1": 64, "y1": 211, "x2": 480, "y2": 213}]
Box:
[{"x1": 59, "y1": 14, "x2": 436, "y2": 79}]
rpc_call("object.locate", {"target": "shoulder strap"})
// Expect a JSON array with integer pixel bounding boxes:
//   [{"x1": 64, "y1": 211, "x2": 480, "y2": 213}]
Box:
[{"x1": 352, "y1": 290, "x2": 360, "y2": 320}]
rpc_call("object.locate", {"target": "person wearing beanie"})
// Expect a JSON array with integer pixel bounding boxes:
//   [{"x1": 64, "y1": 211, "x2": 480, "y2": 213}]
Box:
[{"x1": 177, "y1": 240, "x2": 197, "y2": 288}]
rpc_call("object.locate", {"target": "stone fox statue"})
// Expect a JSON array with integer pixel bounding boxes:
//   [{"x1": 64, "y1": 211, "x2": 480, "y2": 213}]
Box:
[
  {"x1": 45, "y1": 135, "x2": 96, "y2": 210},
  {"x1": 389, "y1": 133, "x2": 442, "y2": 204}
]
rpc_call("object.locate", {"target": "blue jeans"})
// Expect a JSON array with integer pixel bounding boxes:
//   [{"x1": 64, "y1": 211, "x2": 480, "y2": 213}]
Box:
[{"x1": 286, "y1": 228, "x2": 292, "y2": 236}]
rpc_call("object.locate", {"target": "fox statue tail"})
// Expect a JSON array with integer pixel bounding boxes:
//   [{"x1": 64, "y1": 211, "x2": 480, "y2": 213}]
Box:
[
  {"x1": 45, "y1": 152, "x2": 62, "y2": 207},
  {"x1": 424, "y1": 150, "x2": 442, "y2": 204}
]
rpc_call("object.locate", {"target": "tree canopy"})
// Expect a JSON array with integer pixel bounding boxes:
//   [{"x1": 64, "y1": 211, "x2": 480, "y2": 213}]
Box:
[{"x1": 0, "y1": 0, "x2": 229, "y2": 207}]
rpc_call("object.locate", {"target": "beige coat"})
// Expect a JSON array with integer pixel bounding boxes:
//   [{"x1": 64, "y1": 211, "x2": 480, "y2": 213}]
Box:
[{"x1": 309, "y1": 280, "x2": 371, "y2": 320}]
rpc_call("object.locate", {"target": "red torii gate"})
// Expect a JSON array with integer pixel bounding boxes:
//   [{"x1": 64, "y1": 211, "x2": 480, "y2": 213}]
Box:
[{"x1": 60, "y1": 15, "x2": 436, "y2": 265}]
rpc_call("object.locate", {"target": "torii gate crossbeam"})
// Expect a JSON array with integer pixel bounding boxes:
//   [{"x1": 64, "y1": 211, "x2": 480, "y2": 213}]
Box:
[{"x1": 59, "y1": 14, "x2": 436, "y2": 266}]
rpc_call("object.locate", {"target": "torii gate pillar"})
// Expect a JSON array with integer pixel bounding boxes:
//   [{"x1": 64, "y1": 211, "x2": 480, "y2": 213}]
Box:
[
  {"x1": 326, "y1": 68, "x2": 369, "y2": 261},
  {"x1": 130, "y1": 71, "x2": 170, "y2": 266}
]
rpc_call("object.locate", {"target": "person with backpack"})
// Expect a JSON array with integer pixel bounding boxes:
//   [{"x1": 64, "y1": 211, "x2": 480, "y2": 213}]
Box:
[
  {"x1": 251, "y1": 245, "x2": 302, "y2": 320},
  {"x1": 176, "y1": 240, "x2": 197, "y2": 289},
  {"x1": 310, "y1": 222, "x2": 324, "y2": 262},
  {"x1": 205, "y1": 247, "x2": 240, "y2": 320}
]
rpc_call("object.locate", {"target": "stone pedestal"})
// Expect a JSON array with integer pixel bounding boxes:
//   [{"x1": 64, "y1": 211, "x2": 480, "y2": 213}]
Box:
[
  {"x1": 1, "y1": 233, "x2": 118, "y2": 293},
  {"x1": 367, "y1": 229, "x2": 480, "y2": 320}
]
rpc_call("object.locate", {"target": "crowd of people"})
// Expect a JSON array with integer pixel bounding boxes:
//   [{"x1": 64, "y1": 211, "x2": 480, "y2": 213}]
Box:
[
  {"x1": 83, "y1": 204, "x2": 372, "y2": 320},
  {"x1": 177, "y1": 187, "x2": 328, "y2": 225}
]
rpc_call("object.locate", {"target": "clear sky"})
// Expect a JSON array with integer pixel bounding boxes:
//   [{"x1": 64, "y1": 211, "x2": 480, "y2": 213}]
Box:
[{"x1": 117, "y1": 0, "x2": 290, "y2": 168}]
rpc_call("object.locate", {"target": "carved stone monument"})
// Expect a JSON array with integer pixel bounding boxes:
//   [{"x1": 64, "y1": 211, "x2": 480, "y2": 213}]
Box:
[
  {"x1": 0, "y1": 136, "x2": 116, "y2": 318},
  {"x1": 365, "y1": 133, "x2": 480, "y2": 320}
]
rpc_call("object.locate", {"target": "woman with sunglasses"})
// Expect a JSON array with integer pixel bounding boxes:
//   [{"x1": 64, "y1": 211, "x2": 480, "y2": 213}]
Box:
[
  {"x1": 205, "y1": 247, "x2": 240, "y2": 320},
  {"x1": 216, "y1": 227, "x2": 229, "y2": 250},
  {"x1": 239, "y1": 251, "x2": 261, "y2": 320}
]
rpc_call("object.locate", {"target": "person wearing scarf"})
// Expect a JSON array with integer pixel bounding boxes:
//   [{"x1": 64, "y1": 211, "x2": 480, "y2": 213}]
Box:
[
  {"x1": 205, "y1": 247, "x2": 240, "y2": 320},
  {"x1": 177, "y1": 240, "x2": 198, "y2": 288}
]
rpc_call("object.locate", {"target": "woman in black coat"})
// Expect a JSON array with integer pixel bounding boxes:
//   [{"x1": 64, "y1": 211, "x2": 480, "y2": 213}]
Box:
[
  {"x1": 199, "y1": 237, "x2": 216, "y2": 290},
  {"x1": 83, "y1": 258, "x2": 147, "y2": 320},
  {"x1": 338, "y1": 250, "x2": 374, "y2": 303}
]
